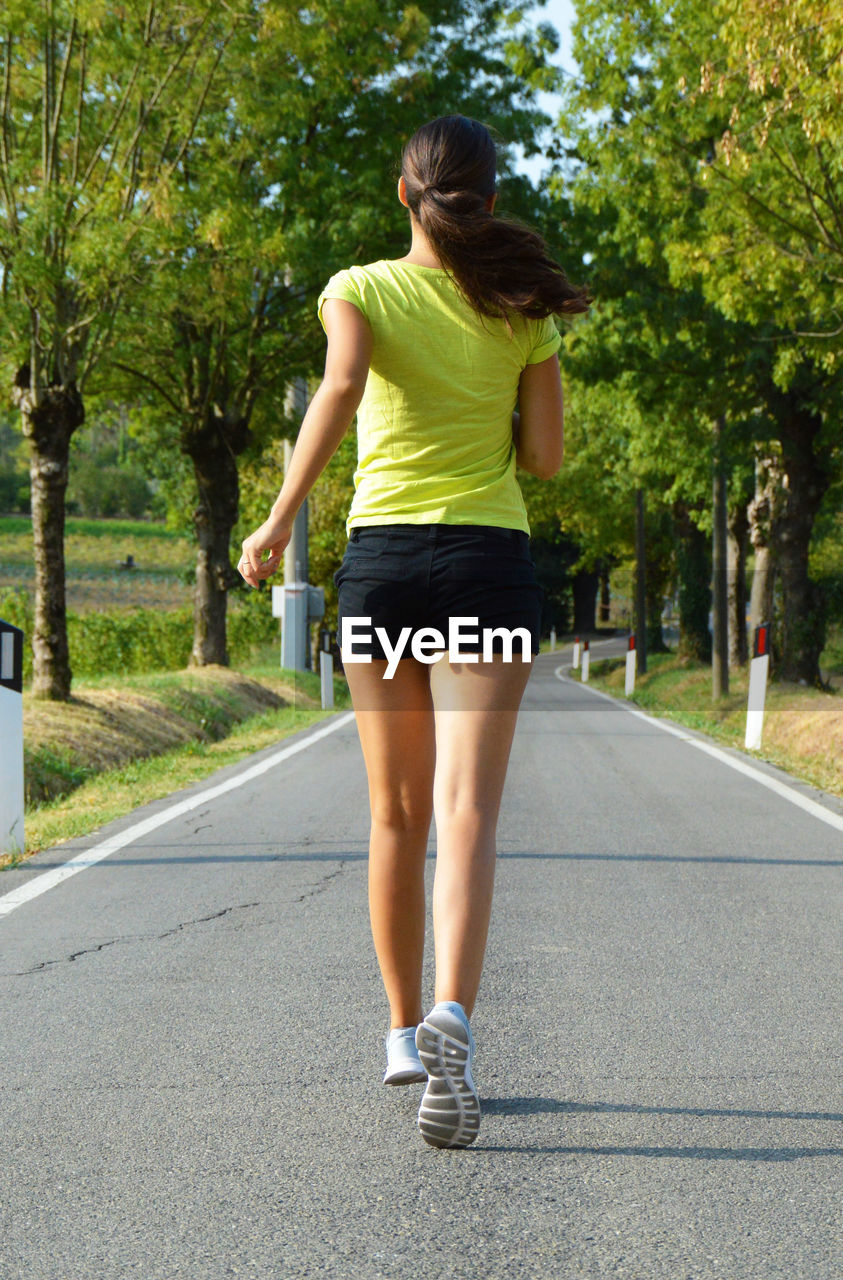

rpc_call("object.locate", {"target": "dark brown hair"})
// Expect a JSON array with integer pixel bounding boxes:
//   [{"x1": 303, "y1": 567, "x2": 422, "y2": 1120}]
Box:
[{"x1": 401, "y1": 115, "x2": 591, "y2": 321}]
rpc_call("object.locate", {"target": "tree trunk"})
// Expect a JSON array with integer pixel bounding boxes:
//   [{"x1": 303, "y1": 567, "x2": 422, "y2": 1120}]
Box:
[
  {"x1": 185, "y1": 414, "x2": 249, "y2": 667},
  {"x1": 727, "y1": 501, "x2": 749, "y2": 668},
  {"x1": 674, "y1": 504, "x2": 711, "y2": 663},
  {"x1": 769, "y1": 394, "x2": 829, "y2": 685},
  {"x1": 747, "y1": 452, "x2": 781, "y2": 640},
  {"x1": 12, "y1": 373, "x2": 84, "y2": 700},
  {"x1": 635, "y1": 488, "x2": 647, "y2": 673},
  {"x1": 711, "y1": 423, "x2": 729, "y2": 698},
  {"x1": 572, "y1": 568, "x2": 599, "y2": 635},
  {"x1": 646, "y1": 587, "x2": 669, "y2": 654},
  {"x1": 598, "y1": 564, "x2": 611, "y2": 625},
  {"x1": 644, "y1": 502, "x2": 673, "y2": 655}
]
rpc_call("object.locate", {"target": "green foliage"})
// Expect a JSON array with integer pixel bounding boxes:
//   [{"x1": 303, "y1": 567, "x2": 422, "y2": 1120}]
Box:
[
  {"x1": 225, "y1": 593, "x2": 283, "y2": 669},
  {"x1": 64, "y1": 594, "x2": 278, "y2": 679},
  {"x1": 66, "y1": 609, "x2": 193, "y2": 678},
  {"x1": 561, "y1": 0, "x2": 843, "y2": 381},
  {"x1": 0, "y1": 415, "x2": 29, "y2": 512},
  {"x1": 103, "y1": 0, "x2": 565, "y2": 625},
  {"x1": 0, "y1": 467, "x2": 29, "y2": 513},
  {"x1": 0, "y1": 588, "x2": 33, "y2": 680},
  {"x1": 304, "y1": 433, "x2": 359, "y2": 635},
  {"x1": 64, "y1": 400, "x2": 156, "y2": 518},
  {"x1": 67, "y1": 460, "x2": 152, "y2": 519},
  {"x1": 24, "y1": 746, "x2": 98, "y2": 807},
  {"x1": 0, "y1": 2, "x2": 254, "y2": 390},
  {"x1": 550, "y1": 0, "x2": 843, "y2": 683},
  {"x1": 0, "y1": 584, "x2": 279, "y2": 683},
  {"x1": 57, "y1": 517, "x2": 183, "y2": 543}
]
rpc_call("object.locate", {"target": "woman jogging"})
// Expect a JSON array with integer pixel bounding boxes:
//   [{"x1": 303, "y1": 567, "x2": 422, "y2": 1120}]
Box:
[{"x1": 239, "y1": 114, "x2": 589, "y2": 1149}]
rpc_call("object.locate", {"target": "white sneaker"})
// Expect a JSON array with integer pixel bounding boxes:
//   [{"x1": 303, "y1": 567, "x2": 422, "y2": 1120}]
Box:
[
  {"x1": 383, "y1": 1027, "x2": 427, "y2": 1085},
  {"x1": 415, "y1": 1001, "x2": 480, "y2": 1148}
]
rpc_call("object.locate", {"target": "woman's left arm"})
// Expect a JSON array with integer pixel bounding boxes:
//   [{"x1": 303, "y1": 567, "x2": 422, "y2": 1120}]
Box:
[{"x1": 239, "y1": 299, "x2": 373, "y2": 586}]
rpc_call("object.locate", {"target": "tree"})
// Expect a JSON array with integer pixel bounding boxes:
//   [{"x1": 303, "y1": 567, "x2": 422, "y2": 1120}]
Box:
[
  {"x1": 553, "y1": 0, "x2": 843, "y2": 684},
  {"x1": 0, "y1": 1, "x2": 250, "y2": 697},
  {"x1": 685, "y1": 0, "x2": 843, "y2": 365},
  {"x1": 109, "y1": 0, "x2": 564, "y2": 665}
]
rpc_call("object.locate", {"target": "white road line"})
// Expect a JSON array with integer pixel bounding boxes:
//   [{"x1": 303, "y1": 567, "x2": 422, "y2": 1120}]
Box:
[
  {"x1": 554, "y1": 665, "x2": 843, "y2": 835},
  {"x1": 0, "y1": 711, "x2": 357, "y2": 920}
]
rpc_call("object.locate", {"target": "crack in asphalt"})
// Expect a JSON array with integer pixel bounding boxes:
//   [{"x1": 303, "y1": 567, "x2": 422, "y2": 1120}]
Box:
[
  {"x1": 295, "y1": 861, "x2": 347, "y2": 903},
  {"x1": 8, "y1": 902, "x2": 260, "y2": 977},
  {"x1": 9, "y1": 861, "x2": 350, "y2": 976}
]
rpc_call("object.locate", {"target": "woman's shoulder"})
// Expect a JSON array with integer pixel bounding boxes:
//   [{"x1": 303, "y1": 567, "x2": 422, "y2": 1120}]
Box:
[
  {"x1": 324, "y1": 259, "x2": 398, "y2": 287},
  {"x1": 320, "y1": 260, "x2": 397, "y2": 304}
]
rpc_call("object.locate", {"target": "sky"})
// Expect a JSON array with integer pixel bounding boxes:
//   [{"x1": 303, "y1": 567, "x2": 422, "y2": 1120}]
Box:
[
  {"x1": 536, "y1": 0, "x2": 578, "y2": 73},
  {"x1": 516, "y1": 0, "x2": 579, "y2": 183}
]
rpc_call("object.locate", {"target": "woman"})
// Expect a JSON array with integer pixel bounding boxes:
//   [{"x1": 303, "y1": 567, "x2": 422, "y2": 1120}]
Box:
[{"x1": 239, "y1": 115, "x2": 589, "y2": 1149}]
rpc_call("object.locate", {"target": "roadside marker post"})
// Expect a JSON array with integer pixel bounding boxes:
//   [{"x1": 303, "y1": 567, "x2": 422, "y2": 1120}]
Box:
[
  {"x1": 0, "y1": 620, "x2": 24, "y2": 857},
  {"x1": 745, "y1": 621, "x2": 771, "y2": 750},
  {"x1": 625, "y1": 634, "x2": 637, "y2": 697},
  {"x1": 581, "y1": 639, "x2": 590, "y2": 683},
  {"x1": 549, "y1": 627, "x2": 556, "y2": 653},
  {"x1": 319, "y1": 630, "x2": 334, "y2": 710},
  {"x1": 319, "y1": 652, "x2": 334, "y2": 709},
  {"x1": 572, "y1": 636, "x2": 581, "y2": 669}
]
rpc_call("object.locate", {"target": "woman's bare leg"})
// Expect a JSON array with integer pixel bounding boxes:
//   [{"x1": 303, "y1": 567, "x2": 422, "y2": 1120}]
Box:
[
  {"x1": 344, "y1": 657, "x2": 435, "y2": 1029},
  {"x1": 428, "y1": 654, "x2": 534, "y2": 1017}
]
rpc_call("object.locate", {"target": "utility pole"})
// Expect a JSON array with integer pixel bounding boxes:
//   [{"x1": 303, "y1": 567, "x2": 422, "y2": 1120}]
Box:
[
  {"x1": 276, "y1": 380, "x2": 323, "y2": 672},
  {"x1": 283, "y1": 378, "x2": 309, "y2": 596},
  {"x1": 712, "y1": 416, "x2": 729, "y2": 698},
  {"x1": 635, "y1": 487, "x2": 648, "y2": 675}
]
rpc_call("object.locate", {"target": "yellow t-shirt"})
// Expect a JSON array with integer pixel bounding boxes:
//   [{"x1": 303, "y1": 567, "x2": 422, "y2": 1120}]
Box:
[{"x1": 317, "y1": 259, "x2": 561, "y2": 536}]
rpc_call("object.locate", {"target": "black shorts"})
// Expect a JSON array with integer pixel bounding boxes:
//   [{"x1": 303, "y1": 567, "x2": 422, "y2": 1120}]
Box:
[{"x1": 333, "y1": 523, "x2": 544, "y2": 661}]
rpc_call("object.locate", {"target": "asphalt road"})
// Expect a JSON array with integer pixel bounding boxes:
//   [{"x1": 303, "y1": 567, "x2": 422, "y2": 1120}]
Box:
[{"x1": 1, "y1": 651, "x2": 841, "y2": 1279}]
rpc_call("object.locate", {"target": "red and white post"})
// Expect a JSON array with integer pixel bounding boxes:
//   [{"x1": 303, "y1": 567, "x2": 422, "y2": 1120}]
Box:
[
  {"x1": 0, "y1": 620, "x2": 24, "y2": 856},
  {"x1": 625, "y1": 633, "x2": 637, "y2": 696},
  {"x1": 745, "y1": 621, "x2": 771, "y2": 750},
  {"x1": 581, "y1": 638, "x2": 590, "y2": 683},
  {"x1": 572, "y1": 635, "x2": 581, "y2": 669}
]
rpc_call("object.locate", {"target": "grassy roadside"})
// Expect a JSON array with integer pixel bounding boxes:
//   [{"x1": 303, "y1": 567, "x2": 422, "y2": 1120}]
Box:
[
  {"x1": 582, "y1": 651, "x2": 842, "y2": 799},
  {"x1": 5, "y1": 657, "x2": 350, "y2": 869},
  {"x1": 6, "y1": 630, "x2": 841, "y2": 870}
]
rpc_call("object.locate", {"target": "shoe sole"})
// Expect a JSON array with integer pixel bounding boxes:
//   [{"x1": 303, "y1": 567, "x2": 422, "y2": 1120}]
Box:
[
  {"x1": 383, "y1": 1064, "x2": 428, "y2": 1086},
  {"x1": 415, "y1": 1010, "x2": 480, "y2": 1149}
]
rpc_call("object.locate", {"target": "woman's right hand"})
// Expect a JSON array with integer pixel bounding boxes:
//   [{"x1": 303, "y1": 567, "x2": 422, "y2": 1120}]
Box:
[{"x1": 238, "y1": 516, "x2": 293, "y2": 588}]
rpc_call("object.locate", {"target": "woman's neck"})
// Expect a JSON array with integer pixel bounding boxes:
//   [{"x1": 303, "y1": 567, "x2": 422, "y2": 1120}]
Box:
[{"x1": 397, "y1": 220, "x2": 442, "y2": 269}]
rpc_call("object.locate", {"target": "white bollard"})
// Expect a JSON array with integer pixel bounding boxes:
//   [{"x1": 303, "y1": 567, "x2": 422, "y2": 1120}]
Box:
[
  {"x1": 581, "y1": 639, "x2": 590, "y2": 683},
  {"x1": 572, "y1": 636, "x2": 581, "y2": 669},
  {"x1": 0, "y1": 621, "x2": 24, "y2": 857},
  {"x1": 549, "y1": 627, "x2": 556, "y2": 653},
  {"x1": 745, "y1": 622, "x2": 771, "y2": 750},
  {"x1": 625, "y1": 634, "x2": 637, "y2": 697},
  {"x1": 320, "y1": 650, "x2": 334, "y2": 710}
]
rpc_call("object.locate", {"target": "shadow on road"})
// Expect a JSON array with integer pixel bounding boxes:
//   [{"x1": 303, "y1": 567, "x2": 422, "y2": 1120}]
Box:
[
  {"x1": 474, "y1": 1095, "x2": 842, "y2": 1159},
  {"x1": 482, "y1": 1096, "x2": 842, "y2": 1122},
  {"x1": 472, "y1": 1142, "x2": 843, "y2": 1160},
  {"x1": 15, "y1": 846, "x2": 843, "y2": 869}
]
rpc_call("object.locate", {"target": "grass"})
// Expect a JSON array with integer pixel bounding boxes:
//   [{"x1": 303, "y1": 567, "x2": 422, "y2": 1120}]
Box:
[
  {"x1": 0, "y1": 515, "x2": 186, "y2": 540},
  {"x1": 5, "y1": 655, "x2": 350, "y2": 867},
  {"x1": 0, "y1": 514, "x2": 193, "y2": 613},
  {"x1": 20, "y1": 702, "x2": 340, "y2": 863},
  {"x1": 583, "y1": 650, "x2": 843, "y2": 799}
]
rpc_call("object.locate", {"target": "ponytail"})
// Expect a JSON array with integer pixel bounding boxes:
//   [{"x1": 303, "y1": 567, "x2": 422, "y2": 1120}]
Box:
[{"x1": 402, "y1": 115, "x2": 591, "y2": 322}]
